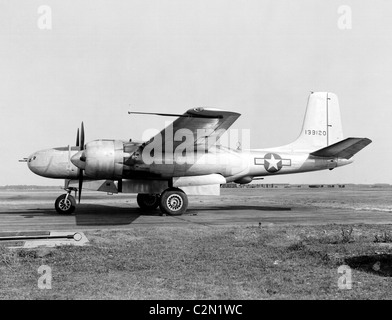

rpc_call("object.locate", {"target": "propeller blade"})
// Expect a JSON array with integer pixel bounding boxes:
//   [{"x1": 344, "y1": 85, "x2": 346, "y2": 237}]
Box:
[
  {"x1": 78, "y1": 122, "x2": 85, "y2": 203},
  {"x1": 80, "y1": 122, "x2": 85, "y2": 151},
  {"x1": 78, "y1": 171, "x2": 83, "y2": 204},
  {"x1": 76, "y1": 128, "x2": 80, "y2": 147}
]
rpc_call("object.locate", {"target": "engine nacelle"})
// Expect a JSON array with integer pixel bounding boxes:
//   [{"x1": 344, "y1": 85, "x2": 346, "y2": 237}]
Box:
[
  {"x1": 234, "y1": 176, "x2": 253, "y2": 184},
  {"x1": 84, "y1": 140, "x2": 124, "y2": 179}
]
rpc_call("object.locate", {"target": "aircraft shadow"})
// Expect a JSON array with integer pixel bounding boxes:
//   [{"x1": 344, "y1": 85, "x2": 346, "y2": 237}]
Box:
[
  {"x1": 187, "y1": 205, "x2": 291, "y2": 212},
  {"x1": 74, "y1": 204, "x2": 157, "y2": 226},
  {"x1": 12, "y1": 204, "x2": 291, "y2": 227},
  {"x1": 345, "y1": 254, "x2": 392, "y2": 277},
  {"x1": 18, "y1": 208, "x2": 60, "y2": 217},
  {"x1": 16, "y1": 205, "x2": 157, "y2": 226}
]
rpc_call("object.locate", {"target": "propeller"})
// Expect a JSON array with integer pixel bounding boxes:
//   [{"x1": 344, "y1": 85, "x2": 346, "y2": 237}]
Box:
[{"x1": 77, "y1": 122, "x2": 85, "y2": 203}]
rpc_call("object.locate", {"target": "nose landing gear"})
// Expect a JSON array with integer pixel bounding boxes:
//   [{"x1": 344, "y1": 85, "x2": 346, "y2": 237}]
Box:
[
  {"x1": 54, "y1": 188, "x2": 77, "y2": 214},
  {"x1": 55, "y1": 194, "x2": 76, "y2": 214}
]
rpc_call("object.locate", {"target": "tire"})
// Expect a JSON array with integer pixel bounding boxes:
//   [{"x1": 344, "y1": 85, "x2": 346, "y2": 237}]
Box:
[
  {"x1": 159, "y1": 188, "x2": 188, "y2": 216},
  {"x1": 137, "y1": 193, "x2": 160, "y2": 211},
  {"x1": 55, "y1": 194, "x2": 76, "y2": 214}
]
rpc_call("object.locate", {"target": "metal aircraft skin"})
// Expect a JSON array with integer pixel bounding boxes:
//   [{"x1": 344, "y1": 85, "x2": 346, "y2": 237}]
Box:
[{"x1": 25, "y1": 92, "x2": 371, "y2": 215}]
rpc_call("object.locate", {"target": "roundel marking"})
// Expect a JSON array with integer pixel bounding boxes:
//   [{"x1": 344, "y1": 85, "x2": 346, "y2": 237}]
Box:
[{"x1": 264, "y1": 153, "x2": 283, "y2": 173}]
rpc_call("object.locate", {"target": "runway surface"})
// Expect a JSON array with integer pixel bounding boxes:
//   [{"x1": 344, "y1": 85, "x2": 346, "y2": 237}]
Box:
[{"x1": 0, "y1": 187, "x2": 391, "y2": 232}]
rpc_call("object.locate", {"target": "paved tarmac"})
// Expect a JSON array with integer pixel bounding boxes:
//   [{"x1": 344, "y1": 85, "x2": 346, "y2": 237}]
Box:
[{"x1": 0, "y1": 187, "x2": 391, "y2": 233}]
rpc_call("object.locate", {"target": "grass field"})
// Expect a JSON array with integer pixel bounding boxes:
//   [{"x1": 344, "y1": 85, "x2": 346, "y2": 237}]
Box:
[{"x1": 1, "y1": 222, "x2": 392, "y2": 299}]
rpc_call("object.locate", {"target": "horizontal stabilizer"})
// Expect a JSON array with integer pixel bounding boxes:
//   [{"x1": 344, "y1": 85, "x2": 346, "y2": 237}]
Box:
[{"x1": 310, "y1": 138, "x2": 372, "y2": 159}]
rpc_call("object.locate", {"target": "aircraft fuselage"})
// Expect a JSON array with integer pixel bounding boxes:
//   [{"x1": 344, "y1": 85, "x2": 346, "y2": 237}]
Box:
[{"x1": 27, "y1": 140, "x2": 352, "y2": 184}]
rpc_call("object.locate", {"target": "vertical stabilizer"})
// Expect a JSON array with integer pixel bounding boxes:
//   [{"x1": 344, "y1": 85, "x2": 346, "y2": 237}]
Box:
[{"x1": 276, "y1": 92, "x2": 344, "y2": 152}]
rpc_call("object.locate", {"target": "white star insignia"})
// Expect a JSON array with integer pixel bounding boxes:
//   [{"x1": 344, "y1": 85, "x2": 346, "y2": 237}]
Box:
[{"x1": 266, "y1": 154, "x2": 281, "y2": 171}]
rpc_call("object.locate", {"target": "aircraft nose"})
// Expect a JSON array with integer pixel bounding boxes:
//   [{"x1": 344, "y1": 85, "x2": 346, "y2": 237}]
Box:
[
  {"x1": 27, "y1": 149, "x2": 54, "y2": 177},
  {"x1": 27, "y1": 147, "x2": 79, "y2": 179},
  {"x1": 27, "y1": 152, "x2": 42, "y2": 175}
]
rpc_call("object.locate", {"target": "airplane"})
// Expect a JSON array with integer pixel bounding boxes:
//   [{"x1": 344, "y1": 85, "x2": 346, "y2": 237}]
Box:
[{"x1": 23, "y1": 92, "x2": 371, "y2": 216}]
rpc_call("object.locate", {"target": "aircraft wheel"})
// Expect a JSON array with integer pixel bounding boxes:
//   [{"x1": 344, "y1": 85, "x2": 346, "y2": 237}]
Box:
[
  {"x1": 159, "y1": 188, "x2": 188, "y2": 216},
  {"x1": 55, "y1": 194, "x2": 76, "y2": 214},
  {"x1": 137, "y1": 193, "x2": 160, "y2": 211}
]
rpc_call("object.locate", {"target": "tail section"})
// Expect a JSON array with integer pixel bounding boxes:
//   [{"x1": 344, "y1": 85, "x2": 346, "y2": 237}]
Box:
[{"x1": 262, "y1": 92, "x2": 371, "y2": 159}]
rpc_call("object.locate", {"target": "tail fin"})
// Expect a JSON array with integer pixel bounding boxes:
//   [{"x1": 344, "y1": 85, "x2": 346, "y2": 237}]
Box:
[
  {"x1": 310, "y1": 137, "x2": 372, "y2": 159},
  {"x1": 285, "y1": 92, "x2": 344, "y2": 152}
]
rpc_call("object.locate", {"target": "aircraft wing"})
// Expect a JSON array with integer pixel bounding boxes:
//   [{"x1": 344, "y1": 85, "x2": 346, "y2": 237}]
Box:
[{"x1": 143, "y1": 108, "x2": 241, "y2": 153}]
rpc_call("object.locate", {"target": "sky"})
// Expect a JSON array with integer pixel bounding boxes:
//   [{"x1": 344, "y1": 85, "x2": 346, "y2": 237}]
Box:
[{"x1": 0, "y1": 0, "x2": 391, "y2": 185}]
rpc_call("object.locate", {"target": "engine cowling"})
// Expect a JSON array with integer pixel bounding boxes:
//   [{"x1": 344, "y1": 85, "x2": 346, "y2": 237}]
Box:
[
  {"x1": 234, "y1": 176, "x2": 253, "y2": 184},
  {"x1": 83, "y1": 139, "x2": 124, "y2": 179}
]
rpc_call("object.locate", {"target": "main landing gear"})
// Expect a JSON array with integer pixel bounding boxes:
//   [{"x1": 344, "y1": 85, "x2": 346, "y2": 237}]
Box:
[
  {"x1": 137, "y1": 188, "x2": 188, "y2": 216},
  {"x1": 137, "y1": 193, "x2": 160, "y2": 211}
]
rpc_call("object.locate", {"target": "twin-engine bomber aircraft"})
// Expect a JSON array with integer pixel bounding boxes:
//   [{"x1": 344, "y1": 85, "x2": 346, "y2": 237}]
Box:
[{"x1": 23, "y1": 92, "x2": 371, "y2": 216}]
